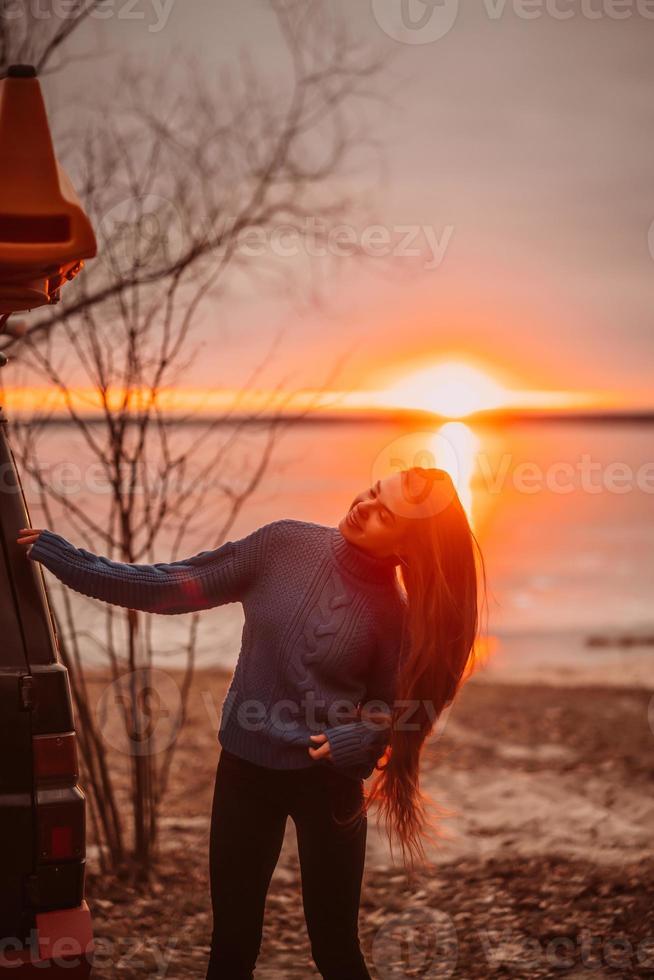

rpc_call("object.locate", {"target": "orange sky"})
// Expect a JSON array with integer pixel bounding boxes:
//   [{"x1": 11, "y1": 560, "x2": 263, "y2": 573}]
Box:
[{"x1": 9, "y1": 3, "x2": 654, "y2": 415}]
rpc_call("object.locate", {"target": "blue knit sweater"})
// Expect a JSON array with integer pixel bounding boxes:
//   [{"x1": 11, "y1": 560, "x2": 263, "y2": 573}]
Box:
[{"x1": 28, "y1": 519, "x2": 407, "y2": 780}]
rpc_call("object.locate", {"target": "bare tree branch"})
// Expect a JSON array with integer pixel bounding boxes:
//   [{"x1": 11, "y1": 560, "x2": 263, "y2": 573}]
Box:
[{"x1": 6, "y1": 1, "x2": 384, "y2": 887}]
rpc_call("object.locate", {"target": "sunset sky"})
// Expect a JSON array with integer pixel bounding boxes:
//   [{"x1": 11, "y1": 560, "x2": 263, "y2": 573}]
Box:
[{"x1": 9, "y1": 0, "x2": 654, "y2": 415}]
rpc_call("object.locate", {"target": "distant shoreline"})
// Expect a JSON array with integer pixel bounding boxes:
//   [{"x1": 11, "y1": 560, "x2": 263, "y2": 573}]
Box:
[{"x1": 2, "y1": 407, "x2": 654, "y2": 426}]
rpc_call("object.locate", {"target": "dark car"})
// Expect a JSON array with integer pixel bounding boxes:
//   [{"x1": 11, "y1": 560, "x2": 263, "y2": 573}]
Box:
[{"x1": 0, "y1": 405, "x2": 93, "y2": 976}]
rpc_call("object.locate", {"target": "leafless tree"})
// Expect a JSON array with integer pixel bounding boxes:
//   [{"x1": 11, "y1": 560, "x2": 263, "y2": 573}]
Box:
[
  {"x1": 3, "y1": 0, "x2": 385, "y2": 884},
  {"x1": 0, "y1": 0, "x2": 105, "y2": 76}
]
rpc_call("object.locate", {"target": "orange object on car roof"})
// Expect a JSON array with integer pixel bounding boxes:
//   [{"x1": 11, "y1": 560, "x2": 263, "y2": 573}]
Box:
[{"x1": 0, "y1": 65, "x2": 97, "y2": 314}]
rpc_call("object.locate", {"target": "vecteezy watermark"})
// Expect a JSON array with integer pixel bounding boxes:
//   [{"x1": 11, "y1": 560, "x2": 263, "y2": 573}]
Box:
[
  {"x1": 371, "y1": 0, "x2": 461, "y2": 44},
  {"x1": 371, "y1": 0, "x2": 654, "y2": 44},
  {"x1": 0, "y1": 930, "x2": 95, "y2": 971},
  {"x1": 476, "y1": 451, "x2": 654, "y2": 495},
  {"x1": 0, "y1": 930, "x2": 178, "y2": 976},
  {"x1": 217, "y1": 691, "x2": 443, "y2": 734},
  {"x1": 92, "y1": 933, "x2": 179, "y2": 976},
  {"x1": 479, "y1": 927, "x2": 654, "y2": 972},
  {"x1": 0, "y1": 0, "x2": 176, "y2": 34},
  {"x1": 3, "y1": 448, "x2": 653, "y2": 501},
  {"x1": 96, "y1": 668, "x2": 182, "y2": 756},
  {"x1": 224, "y1": 218, "x2": 454, "y2": 272},
  {"x1": 2, "y1": 445, "x2": 653, "y2": 502},
  {"x1": 96, "y1": 196, "x2": 454, "y2": 275},
  {"x1": 483, "y1": 0, "x2": 654, "y2": 20},
  {"x1": 369, "y1": 431, "x2": 654, "y2": 520},
  {"x1": 0, "y1": 459, "x2": 245, "y2": 498},
  {"x1": 97, "y1": 194, "x2": 186, "y2": 278},
  {"x1": 366, "y1": 431, "x2": 654, "y2": 522},
  {"x1": 366, "y1": 919, "x2": 654, "y2": 977},
  {"x1": 371, "y1": 907, "x2": 458, "y2": 979},
  {"x1": 205, "y1": 691, "x2": 458, "y2": 737},
  {"x1": 371, "y1": 431, "x2": 462, "y2": 519}
]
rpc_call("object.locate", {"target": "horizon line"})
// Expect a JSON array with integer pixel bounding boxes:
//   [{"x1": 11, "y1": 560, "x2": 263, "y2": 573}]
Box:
[{"x1": 2, "y1": 405, "x2": 653, "y2": 425}]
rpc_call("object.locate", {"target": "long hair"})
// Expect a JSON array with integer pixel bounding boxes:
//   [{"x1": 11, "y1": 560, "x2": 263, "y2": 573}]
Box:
[{"x1": 339, "y1": 466, "x2": 487, "y2": 881}]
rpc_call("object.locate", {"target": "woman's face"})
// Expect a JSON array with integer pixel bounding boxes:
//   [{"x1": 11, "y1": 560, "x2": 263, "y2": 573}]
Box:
[{"x1": 338, "y1": 473, "x2": 409, "y2": 561}]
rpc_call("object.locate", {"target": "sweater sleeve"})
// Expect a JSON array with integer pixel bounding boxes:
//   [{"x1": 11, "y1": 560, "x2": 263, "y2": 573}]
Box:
[
  {"x1": 27, "y1": 522, "x2": 274, "y2": 615},
  {"x1": 322, "y1": 598, "x2": 407, "y2": 778}
]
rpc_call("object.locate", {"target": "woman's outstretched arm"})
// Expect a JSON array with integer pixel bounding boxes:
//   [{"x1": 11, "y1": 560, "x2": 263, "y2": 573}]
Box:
[{"x1": 20, "y1": 523, "x2": 275, "y2": 615}]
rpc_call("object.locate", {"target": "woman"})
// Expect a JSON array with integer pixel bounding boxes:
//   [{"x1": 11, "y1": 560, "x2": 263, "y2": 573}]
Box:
[{"x1": 18, "y1": 464, "x2": 484, "y2": 980}]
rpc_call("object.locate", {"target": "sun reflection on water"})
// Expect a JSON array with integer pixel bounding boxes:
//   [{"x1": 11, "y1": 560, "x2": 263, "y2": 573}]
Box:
[{"x1": 429, "y1": 421, "x2": 479, "y2": 527}]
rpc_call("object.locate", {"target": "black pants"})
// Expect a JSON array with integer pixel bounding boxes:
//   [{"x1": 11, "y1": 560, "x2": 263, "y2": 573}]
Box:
[{"x1": 206, "y1": 747, "x2": 372, "y2": 979}]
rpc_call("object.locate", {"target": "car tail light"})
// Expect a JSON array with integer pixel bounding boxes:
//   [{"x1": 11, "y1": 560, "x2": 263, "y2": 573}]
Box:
[
  {"x1": 33, "y1": 732, "x2": 85, "y2": 883},
  {"x1": 37, "y1": 790, "x2": 85, "y2": 862},
  {"x1": 33, "y1": 731, "x2": 78, "y2": 780}
]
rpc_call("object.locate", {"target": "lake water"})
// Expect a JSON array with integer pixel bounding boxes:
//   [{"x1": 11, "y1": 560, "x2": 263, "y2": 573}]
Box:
[{"x1": 13, "y1": 416, "x2": 654, "y2": 684}]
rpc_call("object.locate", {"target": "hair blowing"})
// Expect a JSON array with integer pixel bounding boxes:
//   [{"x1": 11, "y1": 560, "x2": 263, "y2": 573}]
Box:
[{"x1": 335, "y1": 466, "x2": 487, "y2": 882}]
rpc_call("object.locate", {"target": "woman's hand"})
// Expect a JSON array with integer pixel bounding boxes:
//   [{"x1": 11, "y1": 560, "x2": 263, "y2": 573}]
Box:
[
  {"x1": 308, "y1": 733, "x2": 333, "y2": 762},
  {"x1": 16, "y1": 527, "x2": 46, "y2": 555}
]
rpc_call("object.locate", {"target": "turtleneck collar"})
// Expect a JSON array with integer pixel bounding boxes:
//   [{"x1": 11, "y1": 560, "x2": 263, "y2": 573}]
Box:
[{"x1": 329, "y1": 525, "x2": 399, "y2": 586}]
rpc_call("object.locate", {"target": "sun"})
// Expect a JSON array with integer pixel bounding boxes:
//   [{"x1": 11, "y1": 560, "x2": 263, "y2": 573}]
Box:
[{"x1": 381, "y1": 360, "x2": 510, "y2": 418}]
